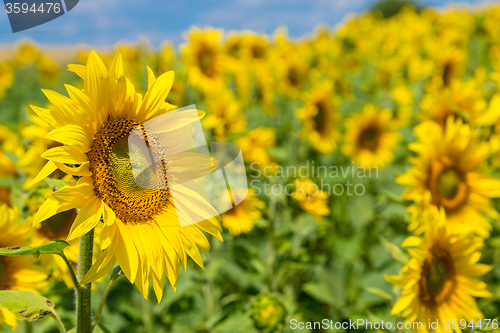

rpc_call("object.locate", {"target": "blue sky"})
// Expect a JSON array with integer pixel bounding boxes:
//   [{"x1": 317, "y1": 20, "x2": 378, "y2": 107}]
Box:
[{"x1": 0, "y1": 0, "x2": 495, "y2": 47}]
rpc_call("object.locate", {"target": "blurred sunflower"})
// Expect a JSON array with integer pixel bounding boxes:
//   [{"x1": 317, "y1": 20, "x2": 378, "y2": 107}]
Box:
[
  {"x1": 37, "y1": 55, "x2": 60, "y2": 86},
  {"x1": 253, "y1": 65, "x2": 275, "y2": 115},
  {"x1": 157, "y1": 42, "x2": 175, "y2": 75},
  {"x1": 250, "y1": 294, "x2": 286, "y2": 333},
  {"x1": 0, "y1": 205, "x2": 48, "y2": 330},
  {"x1": 222, "y1": 189, "x2": 264, "y2": 236},
  {"x1": 237, "y1": 127, "x2": 277, "y2": 172},
  {"x1": 182, "y1": 28, "x2": 225, "y2": 92},
  {"x1": 342, "y1": 104, "x2": 400, "y2": 168},
  {"x1": 31, "y1": 50, "x2": 223, "y2": 301},
  {"x1": 419, "y1": 78, "x2": 496, "y2": 128},
  {"x1": 242, "y1": 34, "x2": 269, "y2": 63},
  {"x1": 291, "y1": 178, "x2": 330, "y2": 221},
  {"x1": 386, "y1": 208, "x2": 492, "y2": 331},
  {"x1": 390, "y1": 83, "x2": 413, "y2": 126},
  {"x1": 19, "y1": 113, "x2": 65, "y2": 189},
  {"x1": 0, "y1": 124, "x2": 21, "y2": 180},
  {"x1": 0, "y1": 62, "x2": 14, "y2": 98},
  {"x1": 397, "y1": 118, "x2": 500, "y2": 237},
  {"x1": 223, "y1": 34, "x2": 244, "y2": 61},
  {"x1": 15, "y1": 41, "x2": 40, "y2": 66},
  {"x1": 26, "y1": 187, "x2": 88, "y2": 288},
  {"x1": 428, "y1": 46, "x2": 466, "y2": 88},
  {"x1": 296, "y1": 81, "x2": 340, "y2": 154},
  {"x1": 203, "y1": 88, "x2": 247, "y2": 140},
  {"x1": 276, "y1": 53, "x2": 309, "y2": 99}
]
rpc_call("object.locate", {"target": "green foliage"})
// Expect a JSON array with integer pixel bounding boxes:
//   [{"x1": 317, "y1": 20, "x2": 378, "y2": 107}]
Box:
[
  {"x1": 0, "y1": 240, "x2": 69, "y2": 258},
  {"x1": 0, "y1": 291, "x2": 58, "y2": 323}
]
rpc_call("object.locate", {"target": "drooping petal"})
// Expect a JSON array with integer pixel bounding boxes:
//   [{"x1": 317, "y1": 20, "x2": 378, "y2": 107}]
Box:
[
  {"x1": 67, "y1": 197, "x2": 103, "y2": 241},
  {"x1": 52, "y1": 182, "x2": 94, "y2": 207}
]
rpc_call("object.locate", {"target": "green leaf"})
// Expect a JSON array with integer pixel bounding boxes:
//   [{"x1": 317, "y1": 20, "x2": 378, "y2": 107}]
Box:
[
  {"x1": 364, "y1": 287, "x2": 393, "y2": 302},
  {"x1": 44, "y1": 177, "x2": 70, "y2": 191},
  {"x1": 0, "y1": 290, "x2": 58, "y2": 322},
  {"x1": 380, "y1": 237, "x2": 407, "y2": 264},
  {"x1": 0, "y1": 240, "x2": 70, "y2": 258}
]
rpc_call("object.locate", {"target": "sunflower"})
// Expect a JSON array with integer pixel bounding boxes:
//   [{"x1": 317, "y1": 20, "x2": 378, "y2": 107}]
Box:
[
  {"x1": 237, "y1": 127, "x2": 277, "y2": 172},
  {"x1": 390, "y1": 83, "x2": 413, "y2": 126},
  {"x1": 253, "y1": 64, "x2": 275, "y2": 115},
  {"x1": 386, "y1": 207, "x2": 492, "y2": 332},
  {"x1": 0, "y1": 205, "x2": 48, "y2": 330},
  {"x1": 428, "y1": 45, "x2": 466, "y2": 89},
  {"x1": 222, "y1": 189, "x2": 264, "y2": 236},
  {"x1": 31, "y1": 50, "x2": 223, "y2": 301},
  {"x1": 220, "y1": 34, "x2": 252, "y2": 99},
  {"x1": 223, "y1": 34, "x2": 244, "y2": 61},
  {"x1": 291, "y1": 178, "x2": 330, "y2": 221},
  {"x1": 242, "y1": 34, "x2": 269, "y2": 63},
  {"x1": 203, "y1": 88, "x2": 247, "y2": 140},
  {"x1": 342, "y1": 104, "x2": 400, "y2": 168},
  {"x1": 250, "y1": 294, "x2": 287, "y2": 333},
  {"x1": 0, "y1": 62, "x2": 14, "y2": 98},
  {"x1": 182, "y1": 28, "x2": 225, "y2": 92},
  {"x1": 0, "y1": 124, "x2": 21, "y2": 179},
  {"x1": 158, "y1": 42, "x2": 176, "y2": 75},
  {"x1": 397, "y1": 118, "x2": 500, "y2": 237},
  {"x1": 276, "y1": 53, "x2": 309, "y2": 99},
  {"x1": 15, "y1": 40, "x2": 40, "y2": 65},
  {"x1": 419, "y1": 78, "x2": 495, "y2": 129},
  {"x1": 27, "y1": 187, "x2": 97, "y2": 288},
  {"x1": 37, "y1": 55, "x2": 60, "y2": 86},
  {"x1": 19, "y1": 113, "x2": 65, "y2": 189},
  {"x1": 296, "y1": 81, "x2": 340, "y2": 154}
]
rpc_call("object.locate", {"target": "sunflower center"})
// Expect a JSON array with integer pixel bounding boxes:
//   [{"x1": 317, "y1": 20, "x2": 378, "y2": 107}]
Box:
[
  {"x1": 198, "y1": 47, "x2": 215, "y2": 77},
  {"x1": 426, "y1": 258, "x2": 448, "y2": 296},
  {"x1": 287, "y1": 67, "x2": 301, "y2": 87},
  {"x1": 420, "y1": 249, "x2": 455, "y2": 306},
  {"x1": 442, "y1": 60, "x2": 455, "y2": 87},
  {"x1": 0, "y1": 257, "x2": 6, "y2": 289},
  {"x1": 0, "y1": 187, "x2": 11, "y2": 207},
  {"x1": 313, "y1": 100, "x2": 329, "y2": 134},
  {"x1": 358, "y1": 126, "x2": 380, "y2": 151},
  {"x1": 251, "y1": 45, "x2": 266, "y2": 60},
  {"x1": 39, "y1": 209, "x2": 76, "y2": 240},
  {"x1": 227, "y1": 43, "x2": 241, "y2": 58},
  {"x1": 87, "y1": 118, "x2": 170, "y2": 224},
  {"x1": 437, "y1": 168, "x2": 461, "y2": 200}
]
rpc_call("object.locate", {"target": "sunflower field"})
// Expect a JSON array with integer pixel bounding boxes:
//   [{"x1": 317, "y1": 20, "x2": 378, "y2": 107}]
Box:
[{"x1": 1, "y1": 3, "x2": 500, "y2": 333}]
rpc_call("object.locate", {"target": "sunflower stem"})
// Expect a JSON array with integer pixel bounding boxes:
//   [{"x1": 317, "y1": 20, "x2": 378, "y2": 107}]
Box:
[
  {"x1": 57, "y1": 252, "x2": 79, "y2": 290},
  {"x1": 24, "y1": 321, "x2": 32, "y2": 333},
  {"x1": 76, "y1": 229, "x2": 94, "y2": 333},
  {"x1": 92, "y1": 272, "x2": 122, "y2": 329},
  {"x1": 50, "y1": 312, "x2": 67, "y2": 333}
]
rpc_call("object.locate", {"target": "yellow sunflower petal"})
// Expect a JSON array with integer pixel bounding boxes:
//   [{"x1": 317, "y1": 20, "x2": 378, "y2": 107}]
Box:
[
  {"x1": 67, "y1": 64, "x2": 86, "y2": 79},
  {"x1": 27, "y1": 160, "x2": 58, "y2": 188},
  {"x1": 67, "y1": 197, "x2": 103, "y2": 241},
  {"x1": 137, "y1": 70, "x2": 174, "y2": 121},
  {"x1": 42, "y1": 146, "x2": 88, "y2": 164},
  {"x1": 85, "y1": 50, "x2": 109, "y2": 124},
  {"x1": 44, "y1": 124, "x2": 92, "y2": 153}
]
